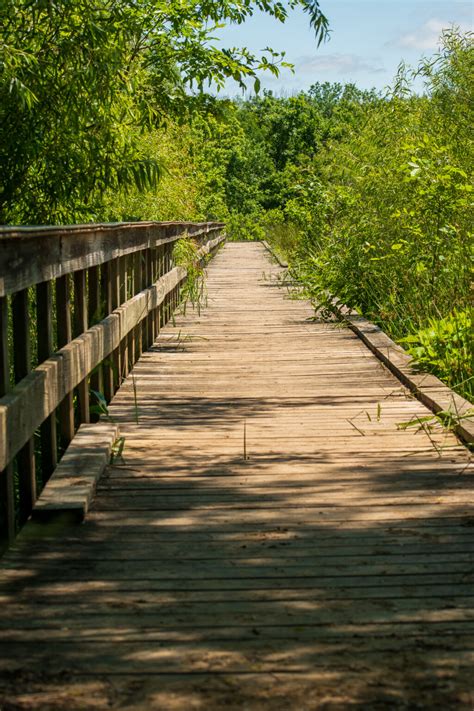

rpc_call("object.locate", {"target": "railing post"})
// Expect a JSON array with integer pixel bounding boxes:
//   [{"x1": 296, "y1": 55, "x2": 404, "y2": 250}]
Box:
[
  {"x1": 36, "y1": 281, "x2": 58, "y2": 483},
  {"x1": 159, "y1": 245, "x2": 166, "y2": 328},
  {"x1": 110, "y1": 258, "x2": 121, "y2": 392},
  {"x1": 153, "y1": 247, "x2": 161, "y2": 337},
  {"x1": 165, "y1": 242, "x2": 173, "y2": 323},
  {"x1": 119, "y1": 256, "x2": 128, "y2": 379},
  {"x1": 134, "y1": 252, "x2": 142, "y2": 361},
  {"x1": 127, "y1": 254, "x2": 135, "y2": 372},
  {"x1": 12, "y1": 288, "x2": 36, "y2": 525},
  {"x1": 100, "y1": 262, "x2": 114, "y2": 402},
  {"x1": 146, "y1": 249, "x2": 154, "y2": 347},
  {"x1": 73, "y1": 270, "x2": 90, "y2": 424},
  {"x1": 0, "y1": 296, "x2": 15, "y2": 544},
  {"x1": 56, "y1": 275, "x2": 75, "y2": 450},
  {"x1": 88, "y1": 265, "x2": 103, "y2": 416}
]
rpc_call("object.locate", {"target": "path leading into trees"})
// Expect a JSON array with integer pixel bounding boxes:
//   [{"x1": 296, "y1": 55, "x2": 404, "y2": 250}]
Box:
[{"x1": 0, "y1": 242, "x2": 473, "y2": 709}]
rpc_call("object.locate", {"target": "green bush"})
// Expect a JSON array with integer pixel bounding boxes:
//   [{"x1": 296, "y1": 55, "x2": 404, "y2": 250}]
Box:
[
  {"x1": 401, "y1": 311, "x2": 473, "y2": 400},
  {"x1": 294, "y1": 30, "x2": 473, "y2": 399}
]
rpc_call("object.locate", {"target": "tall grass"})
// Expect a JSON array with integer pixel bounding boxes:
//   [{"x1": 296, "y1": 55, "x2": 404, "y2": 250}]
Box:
[{"x1": 295, "y1": 31, "x2": 473, "y2": 400}]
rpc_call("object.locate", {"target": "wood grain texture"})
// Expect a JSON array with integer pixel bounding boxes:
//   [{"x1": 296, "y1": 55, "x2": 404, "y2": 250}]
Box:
[
  {"x1": 0, "y1": 243, "x2": 472, "y2": 710},
  {"x1": 0, "y1": 222, "x2": 224, "y2": 297},
  {"x1": 32, "y1": 423, "x2": 118, "y2": 521}
]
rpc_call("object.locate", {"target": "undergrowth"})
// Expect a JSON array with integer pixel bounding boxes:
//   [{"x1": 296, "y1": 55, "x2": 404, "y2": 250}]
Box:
[{"x1": 173, "y1": 234, "x2": 208, "y2": 314}]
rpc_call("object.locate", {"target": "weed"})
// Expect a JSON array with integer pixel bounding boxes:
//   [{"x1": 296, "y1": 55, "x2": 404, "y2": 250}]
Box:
[
  {"x1": 111, "y1": 436, "x2": 126, "y2": 464},
  {"x1": 173, "y1": 234, "x2": 208, "y2": 315}
]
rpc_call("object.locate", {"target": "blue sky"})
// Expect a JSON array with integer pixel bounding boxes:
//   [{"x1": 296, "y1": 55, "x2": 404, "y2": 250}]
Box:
[{"x1": 216, "y1": 0, "x2": 473, "y2": 95}]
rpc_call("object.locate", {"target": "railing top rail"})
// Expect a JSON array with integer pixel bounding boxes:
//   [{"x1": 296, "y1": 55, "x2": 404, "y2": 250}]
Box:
[
  {"x1": 0, "y1": 220, "x2": 225, "y2": 240},
  {"x1": 0, "y1": 220, "x2": 225, "y2": 296}
]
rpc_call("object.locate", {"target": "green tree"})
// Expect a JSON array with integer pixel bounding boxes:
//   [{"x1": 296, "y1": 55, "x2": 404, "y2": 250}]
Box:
[{"x1": 0, "y1": 0, "x2": 328, "y2": 224}]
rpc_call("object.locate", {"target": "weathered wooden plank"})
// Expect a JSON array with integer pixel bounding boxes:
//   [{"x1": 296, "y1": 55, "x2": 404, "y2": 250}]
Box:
[
  {"x1": 2, "y1": 610, "x2": 474, "y2": 639},
  {"x1": 0, "y1": 222, "x2": 224, "y2": 296},
  {"x1": 1, "y1": 570, "x2": 471, "y2": 594},
  {"x1": 6, "y1": 555, "x2": 470, "y2": 579},
  {"x1": 8, "y1": 541, "x2": 474, "y2": 567},
  {"x1": 5, "y1": 550, "x2": 474, "y2": 576},
  {"x1": 87, "y1": 506, "x2": 472, "y2": 527},
  {"x1": 2, "y1": 623, "x2": 474, "y2": 646},
  {"x1": 92, "y1": 493, "x2": 473, "y2": 510},
  {"x1": 0, "y1": 640, "x2": 472, "y2": 676},
  {"x1": 1, "y1": 581, "x2": 473, "y2": 605},
  {"x1": 33, "y1": 423, "x2": 118, "y2": 521}
]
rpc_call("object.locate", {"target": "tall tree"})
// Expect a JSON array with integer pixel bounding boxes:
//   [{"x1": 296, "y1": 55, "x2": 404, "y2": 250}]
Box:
[{"x1": 0, "y1": 0, "x2": 328, "y2": 224}]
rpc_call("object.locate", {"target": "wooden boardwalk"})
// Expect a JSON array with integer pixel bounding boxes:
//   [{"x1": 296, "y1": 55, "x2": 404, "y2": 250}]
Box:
[{"x1": 0, "y1": 242, "x2": 473, "y2": 709}]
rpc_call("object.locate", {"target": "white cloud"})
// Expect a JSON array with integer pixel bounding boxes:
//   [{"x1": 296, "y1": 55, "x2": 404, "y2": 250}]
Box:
[
  {"x1": 297, "y1": 54, "x2": 385, "y2": 75},
  {"x1": 397, "y1": 18, "x2": 473, "y2": 50}
]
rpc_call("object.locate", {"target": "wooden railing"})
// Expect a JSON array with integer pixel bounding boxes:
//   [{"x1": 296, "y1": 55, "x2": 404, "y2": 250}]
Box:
[{"x1": 0, "y1": 221, "x2": 225, "y2": 546}]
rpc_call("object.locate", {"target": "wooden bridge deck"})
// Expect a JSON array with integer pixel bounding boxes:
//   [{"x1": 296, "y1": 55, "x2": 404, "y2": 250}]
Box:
[{"x1": 0, "y1": 242, "x2": 473, "y2": 709}]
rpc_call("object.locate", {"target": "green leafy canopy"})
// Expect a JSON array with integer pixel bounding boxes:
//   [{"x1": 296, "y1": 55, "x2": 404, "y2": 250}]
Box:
[{"x1": 0, "y1": 0, "x2": 328, "y2": 224}]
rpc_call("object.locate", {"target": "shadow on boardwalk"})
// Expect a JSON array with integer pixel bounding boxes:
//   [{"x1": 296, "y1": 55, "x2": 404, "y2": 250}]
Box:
[
  {"x1": 0, "y1": 241, "x2": 472, "y2": 709},
  {"x1": 0, "y1": 420, "x2": 472, "y2": 709}
]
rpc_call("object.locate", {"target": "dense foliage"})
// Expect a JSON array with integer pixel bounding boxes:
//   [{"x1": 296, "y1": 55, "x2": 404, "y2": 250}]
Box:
[
  {"x1": 0, "y1": 0, "x2": 328, "y2": 223},
  {"x1": 290, "y1": 32, "x2": 473, "y2": 400},
  {"x1": 0, "y1": 10, "x2": 471, "y2": 400},
  {"x1": 112, "y1": 30, "x2": 472, "y2": 399}
]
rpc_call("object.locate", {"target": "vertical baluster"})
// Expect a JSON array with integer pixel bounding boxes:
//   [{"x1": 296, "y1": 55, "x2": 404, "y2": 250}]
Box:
[
  {"x1": 134, "y1": 252, "x2": 142, "y2": 361},
  {"x1": 36, "y1": 281, "x2": 57, "y2": 483},
  {"x1": 110, "y1": 258, "x2": 121, "y2": 392},
  {"x1": 100, "y1": 262, "x2": 114, "y2": 403},
  {"x1": 0, "y1": 296, "x2": 15, "y2": 544},
  {"x1": 169, "y1": 243, "x2": 175, "y2": 319},
  {"x1": 56, "y1": 275, "x2": 75, "y2": 451},
  {"x1": 153, "y1": 247, "x2": 160, "y2": 337},
  {"x1": 12, "y1": 288, "x2": 36, "y2": 525},
  {"x1": 152, "y1": 248, "x2": 157, "y2": 344},
  {"x1": 128, "y1": 254, "x2": 135, "y2": 372},
  {"x1": 162, "y1": 244, "x2": 168, "y2": 326},
  {"x1": 140, "y1": 249, "x2": 148, "y2": 352},
  {"x1": 159, "y1": 245, "x2": 166, "y2": 328},
  {"x1": 145, "y1": 249, "x2": 154, "y2": 347},
  {"x1": 88, "y1": 265, "x2": 103, "y2": 415},
  {"x1": 119, "y1": 256, "x2": 128, "y2": 379},
  {"x1": 73, "y1": 270, "x2": 90, "y2": 423},
  {"x1": 165, "y1": 243, "x2": 172, "y2": 324}
]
